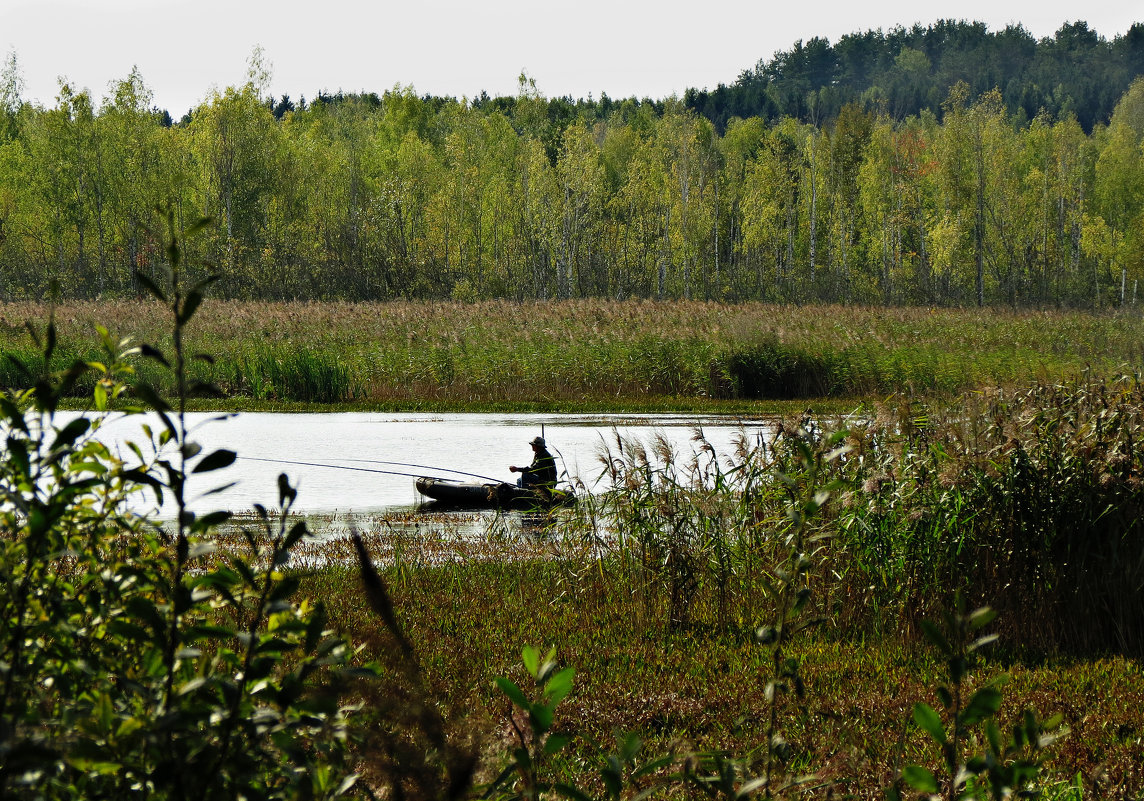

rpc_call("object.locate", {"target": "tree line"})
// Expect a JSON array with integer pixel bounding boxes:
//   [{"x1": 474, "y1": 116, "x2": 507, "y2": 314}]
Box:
[
  {"x1": 686, "y1": 19, "x2": 1144, "y2": 135},
  {"x1": 0, "y1": 42, "x2": 1142, "y2": 308}
]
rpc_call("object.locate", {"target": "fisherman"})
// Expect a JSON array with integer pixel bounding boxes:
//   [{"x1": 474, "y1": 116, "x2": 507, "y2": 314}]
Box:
[{"x1": 509, "y1": 435, "x2": 558, "y2": 496}]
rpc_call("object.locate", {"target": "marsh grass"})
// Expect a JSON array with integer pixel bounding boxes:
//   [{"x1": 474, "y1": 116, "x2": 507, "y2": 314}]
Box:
[
  {"x1": 291, "y1": 526, "x2": 1144, "y2": 798},
  {"x1": 831, "y1": 377, "x2": 1144, "y2": 657},
  {"x1": 3, "y1": 300, "x2": 1143, "y2": 406},
  {"x1": 218, "y1": 349, "x2": 363, "y2": 403},
  {"x1": 275, "y1": 378, "x2": 1144, "y2": 794}
]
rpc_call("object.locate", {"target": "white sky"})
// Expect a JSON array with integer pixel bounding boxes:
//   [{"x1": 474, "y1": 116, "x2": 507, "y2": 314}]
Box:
[{"x1": 1, "y1": 0, "x2": 1139, "y2": 115}]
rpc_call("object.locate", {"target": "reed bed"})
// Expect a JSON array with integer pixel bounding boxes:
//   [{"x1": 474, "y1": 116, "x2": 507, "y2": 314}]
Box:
[
  {"x1": 2, "y1": 299, "x2": 1142, "y2": 405},
  {"x1": 268, "y1": 374, "x2": 1144, "y2": 794},
  {"x1": 542, "y1": 375, "x2": 1144, "y2": 657},
  {"x1": 289, "y1": 481, "x2": 1143, "y2": 797}
]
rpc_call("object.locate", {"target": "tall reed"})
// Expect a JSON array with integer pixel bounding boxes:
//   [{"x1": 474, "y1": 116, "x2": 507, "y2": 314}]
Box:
[
  {"x1": 5, "y1": 300, "x2": 1144, "y2": 404},
  {"x1": 570, "y1": 375, "x2": 1144, "y2": 657}
]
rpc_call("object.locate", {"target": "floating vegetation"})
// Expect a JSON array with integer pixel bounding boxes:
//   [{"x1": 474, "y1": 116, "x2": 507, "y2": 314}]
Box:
[{"x1": 204, "y1": 508, "x2": 589, "y2": 570}]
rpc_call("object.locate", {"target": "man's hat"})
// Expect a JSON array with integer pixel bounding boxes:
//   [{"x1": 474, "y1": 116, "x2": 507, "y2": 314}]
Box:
[{"x1": 530, "y1": 436, "x2": 546, "y2": 447}]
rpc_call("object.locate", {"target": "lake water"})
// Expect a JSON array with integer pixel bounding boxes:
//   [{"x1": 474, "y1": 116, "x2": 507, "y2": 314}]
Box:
[{"x1": 76, "y1": 411, "x2": 772, "y2": 516}]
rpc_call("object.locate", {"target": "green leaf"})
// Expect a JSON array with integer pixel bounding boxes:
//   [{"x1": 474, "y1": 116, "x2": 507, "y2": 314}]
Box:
[
  {"x1": 601, "y1": 763, "x2": 623, "y2": 799},
  {"x1": 0, "y1": 395, "x2": 26, "y2": 429},
  {"x1": 133, "y1": 381, "x2": 172, "y2": 414},
  {"x1": 538, "y1": 646, "x2": 558, "y2": 681},
  {"x1": 284, "y1": 521, "x2": 309, "y2": 550},
  {"x1": 494, "y1": 677, "x2": 530, "y2": 710},
  {"x1": 97, "y1": 691, "x2": 113, "y2": 734},
  {"x1": 255, "y1": 637, "x2": 296, "y2": 655},
  {"x1": 188, "y1": 380, "x2": 225, "y2": 398},
  {"x1": 968, "y1": 606, "x2": 997, "y2": 630},
  {"x1": 140, "y1": 344, "x2": 170, "y2": 367},
  {"x1": 969, "y1": 633, "x2": 999, "y2": 653},
  {"x1": 185, "y1": 216, "x2": 214, "y2": 237},
  {"x1": 277, "y1": 473, "x2": 297, "y2": 506},
  {"x1": 913, "y1": 702, "x2": 947, "y2": 744},
  {"x1": 529, "y1": 703, "x2": 554, "y2": 733},
  {"x1": 45, "y1": 318, "x2": 56, "y2": 362},
  {"x1": 106, "y1": 619, "x2": 150, "y2": 642},
  {"x1": 962, "y1": 687, "x2": 1002, "y2": 726},
  {"x1": 6, "y1": 437, "x2": 29, "y2": 479},
  {"x1": 122, "y1": 468, "x2": 164, "y2": 504},
  {"x1": 192, "y1": 449, "x2": 237, "y2": 473},
  {"x1": 543, "y1": 733, "x2": 571, "y2": 755},
  {"x1": 902, "y1": 765, "x2": 938, "y2": 793},
  {"x1": 192, "y1": 510, "x2": 232, "y2": 531},
  {"x1": 23, "y1": 319, "x2": 41, "y2": 349},
  {"x1": 985, "y1": 719, "x2": 1003, "y2": 755},
  {"x1": 522, "y1": 645, "x2": 540, "y2": 678},
  {"x1": 544, "y1": 667, "x2": 575, "y2": 706},
  {"x1": 134, "y1": 269, "x2": 168, "y2": 303},
  {"x1": 919, "y1": 619, "x2": 952, "y2": 656},
  {"x1": 178, "y1": 289, "x2": 205, "y2": 324},
  {"x1": 51, "y1": 417, "x2": 90, "y2": 451},
  {"x1": 65, "y1": 756, "x2": 123, "y2": 775}
]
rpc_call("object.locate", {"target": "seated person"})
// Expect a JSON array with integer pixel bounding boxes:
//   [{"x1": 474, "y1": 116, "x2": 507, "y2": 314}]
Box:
[{"x1": 509, "y1": 436, "x2": 557, "y2": 496}]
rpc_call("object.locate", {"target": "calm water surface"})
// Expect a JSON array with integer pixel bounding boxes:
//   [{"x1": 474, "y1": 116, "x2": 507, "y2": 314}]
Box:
[{"x1": 81, "y1": 411, "x2": 771, "y2": 516}]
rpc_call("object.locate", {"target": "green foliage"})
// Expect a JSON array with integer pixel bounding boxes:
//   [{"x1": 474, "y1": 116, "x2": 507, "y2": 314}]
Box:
[
  {"x1": 485, "y1": 646, "x2": 577, "y2": 801},
  {"x1": 689, "y1": 20, "x2": 1142, "y2": 135},
  {"x1": 835, "y1": 377, "x2": 1144, "y2": 655},
  {"x1": 0, "y1": 212, "x2": 362, "y2": 799},
  {"x1": 893, "y1": 596, "x2": 1067, "y2": 800},
  {"x1": 1, "y1": 211, "x2": 1136, "y2": 799},
  {"x1": 228, "y1": 348, "x2": 362, "y2": 403},
  {"x1": 1, "y1": 49, "x2": 1143, "y2": 306}
]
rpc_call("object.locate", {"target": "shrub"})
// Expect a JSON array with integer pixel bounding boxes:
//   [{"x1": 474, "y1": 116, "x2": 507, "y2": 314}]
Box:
[{"x1": 0, "y1": 214, "x2": 363, "y2": 800}]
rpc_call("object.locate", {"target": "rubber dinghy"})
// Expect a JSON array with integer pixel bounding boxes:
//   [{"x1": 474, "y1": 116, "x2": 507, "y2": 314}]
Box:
[{"x1": 414, "y1": 477, "x2": 575, "y2": 510}]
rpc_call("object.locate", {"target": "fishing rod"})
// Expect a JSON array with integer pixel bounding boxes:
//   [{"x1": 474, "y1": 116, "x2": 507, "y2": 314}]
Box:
[
  {"x1": 239, "y1": 455, "x2": 502, "y2": 484},
  {"x1": 340, "y1": 459, "x2": 502, "y2": 484}
]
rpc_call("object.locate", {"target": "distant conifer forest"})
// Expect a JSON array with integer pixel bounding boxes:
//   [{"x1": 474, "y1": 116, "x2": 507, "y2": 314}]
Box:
[{"x1": 0, "y1": 18, "x2": 1142, "y2": 307}]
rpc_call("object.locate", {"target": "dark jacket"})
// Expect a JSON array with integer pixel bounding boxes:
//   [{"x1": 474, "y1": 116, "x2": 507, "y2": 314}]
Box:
[{"x1": 522, "y1": 447, "x2": 557, "y2": 490}]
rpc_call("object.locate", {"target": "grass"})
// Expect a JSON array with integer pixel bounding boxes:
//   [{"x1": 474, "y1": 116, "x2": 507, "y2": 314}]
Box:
[
  {"x1": 3, "y1": 299, "x2": 1144, "y2": 410},
  {"x1": 292, "y1": 536, "x2": 1144, "y2": 799}
]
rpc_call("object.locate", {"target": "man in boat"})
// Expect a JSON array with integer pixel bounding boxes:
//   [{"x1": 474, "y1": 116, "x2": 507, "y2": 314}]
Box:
[{"x1": 510, "y1": 436, "x2": 558, "y2": 498}]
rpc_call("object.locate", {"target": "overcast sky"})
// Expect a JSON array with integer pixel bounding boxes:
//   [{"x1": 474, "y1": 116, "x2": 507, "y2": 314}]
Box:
[{"x1": 1, "y1": 0, "x2": 1139, "y2": 116}]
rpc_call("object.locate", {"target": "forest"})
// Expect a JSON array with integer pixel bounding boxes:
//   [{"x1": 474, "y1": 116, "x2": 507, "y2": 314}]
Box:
[
  {"x1": 0, "y1": 19, "x2": 1142, "y2": 307},
  {"x1": 685, "y1": 19, "x2": 1144, "y2": 134}
]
